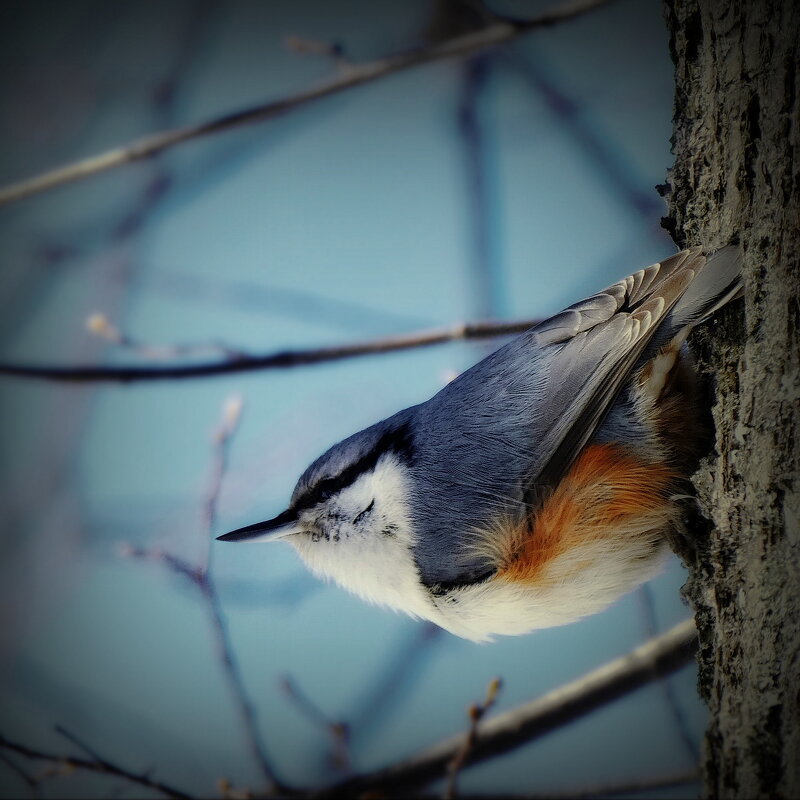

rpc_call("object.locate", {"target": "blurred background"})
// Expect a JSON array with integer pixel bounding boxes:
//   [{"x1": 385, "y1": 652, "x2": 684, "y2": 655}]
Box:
[{"x1": 0, "y1": 0, "x2": 704, "y2": 797}]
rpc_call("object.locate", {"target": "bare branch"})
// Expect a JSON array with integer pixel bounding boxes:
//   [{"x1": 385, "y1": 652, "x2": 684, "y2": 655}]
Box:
[
  {"x1": 411, "y1": 768, "x2": 701, "y2": 799},
  {"x1": 532, "y1": 768, "x2": 701, "y2": 799},
  {"x1": 121, "y1": 398, "x2": 287, "y2": 793},
  {"x1": 458, "y1": 54, "x2": 501, "y2": 321},
  {"x1": 1, "y1": 619, "x2": 698, "y2": 800},
  {"x1": 86, "y1": 312, "x2": 248, "y2": 361},
  {"x1": 315, "y1": 619, "x2": 698, "y2": 797},
  {"x1": 139, "y1": 267, "x2": 432, "y2": 333},
  {"x1": 501, "y1": 51, "x2": 662, "y2": 219},
  {"x1": 0, "y1": 750, "x2": 38, "y2": 798},
  {"x1": 54, "y1": 725, "x2": 113, "y2": 766},
  {"x1": 280, "y1": 677, "x2": 351, "y2": 771},
  {"x1": 0, "y1": 318, "x2": 540, "y2": 383},
  {"x1": 0, "y1": 732, "x2": 193, "y2": 799},
  {"x1": 122, "y1": 545, "x2": 200, "y2": 583},
  {"x1": 217, "y1": 776, "x2": 257, "y2": 799},
  {"x1": 348, "y1": 623, "x2": 443, "y2": 744},
  {"x1": 200, "y1": 576, "x2": 283, "y2": 792},
  {"x1": 195, "y1": 397, "x2": 285, "y2": 791},
  {"x1": 201, "y1": 393, "x2": 244, "y2": 573},
  {"x1": 445, "y1": 677, "x2": 502, "y2": 799},
  {"x1": 0, "y1": 0, "x2": 615, "y2": 206}
]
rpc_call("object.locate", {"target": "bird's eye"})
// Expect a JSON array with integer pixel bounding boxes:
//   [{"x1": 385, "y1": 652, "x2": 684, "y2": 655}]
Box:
[{"x1": 314, "y1": 479, "x2": 337, "y2": 503}]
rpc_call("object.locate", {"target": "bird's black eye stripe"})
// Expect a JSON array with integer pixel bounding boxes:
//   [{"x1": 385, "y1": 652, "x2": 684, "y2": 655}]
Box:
[
  {"x1": 295, "y1": 422, "x2": 414, "y2": 510},
  {"x1": 315, "y1": 479, "x2": 337, "y2": 501}
]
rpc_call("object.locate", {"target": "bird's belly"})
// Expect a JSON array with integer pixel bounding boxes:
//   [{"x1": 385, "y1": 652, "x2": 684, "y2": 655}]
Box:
[{"x1": 429, "y1": 443, "x2": 677, "y2": 641}]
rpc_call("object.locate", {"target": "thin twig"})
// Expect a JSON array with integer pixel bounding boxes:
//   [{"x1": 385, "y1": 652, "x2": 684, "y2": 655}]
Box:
[
  {"x1": 0, "y1": 11, "x2": 251, "y2": 800},
  {"x1": 0, "y1": 317, "x2": 540, "y2": 383},
  {"x1": 314, "y1": 619, "x2": 698, "y2": 797},
  {"x1": 86, "y1": 312, "x2": 248, "y2": 362},
  {"x1": 201, "y1": 576, "x2": 283, "y2": 791},
  {"x1": 54, "y1": 725, "x2": 113, "y2": 765},
  {"x1": 280, "y1": 677, "x2": 351, "y2": 771},
  {"x1": 137, "y1": 268, "x2": 432, "y2": 333},
  {"x1": 0, "y1": 750, "x2": 38, "y2": 798},
  {"x1": 217, "y1": 776, "x2": 256, "y2": 799},
  {"x1": 0, "y1": 0, "x2": 202, "y2": 614},
  {"x1": 0, "y1": 732, "x2": 193, "y2": 799},
  {"x1": 445, "y1": 677, "x2": 502, "y2": 799},
  {"x1": 458, "y1": 54, "x2": 501, "y2": 321},
  {"x1": 1, "y1": 621, "x2": 699, "y2": 800},
  {"x1": 197, "y1": 397, "x2": 283, "y2": 791},
  {"x1": 201, "y1": 394, "x2": 244, "y2": 573},
  {"x1": 348, "y1": 623, "x2": 443, "y2": 743},
  {"x1": 122, "y1": 545, "x2": 200, "y2": 583},
  {"x1": 501, "y1": 51, "x2": 662, "y2": 219},
  {"x1": 122, "y1": 397, "x2": 286, "y2": 793},
  {"x1": 0, "y1": 0, "x2": 615, "y2": 206}
]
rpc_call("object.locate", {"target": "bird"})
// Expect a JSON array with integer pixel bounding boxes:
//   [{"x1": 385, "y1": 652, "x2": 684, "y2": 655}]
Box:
[{"x1": 218, "y1": 246, "x2": 742, "y2": 641}]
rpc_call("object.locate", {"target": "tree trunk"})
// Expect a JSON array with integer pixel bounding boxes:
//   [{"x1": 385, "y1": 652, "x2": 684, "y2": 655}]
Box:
[{"x1": 662, "y1": 0, "x2": 799, "y2": 797}]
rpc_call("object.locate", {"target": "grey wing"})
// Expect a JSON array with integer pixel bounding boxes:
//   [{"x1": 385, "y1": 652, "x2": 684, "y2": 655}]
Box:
[
  {"x1": 410, "y1": 247, "x2": 710, "y2": 587},
  {"x1": 529, "y1": 243, "x2": 741, "y2": 495},
  {"x1": 520, "y1": 246, "x2": 705, "y2": 497}
]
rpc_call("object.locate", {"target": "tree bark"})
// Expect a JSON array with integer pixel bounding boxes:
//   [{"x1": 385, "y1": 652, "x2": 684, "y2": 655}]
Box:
[{"x1": 662, "y1": 1, "x2": 799, "y2": 797}]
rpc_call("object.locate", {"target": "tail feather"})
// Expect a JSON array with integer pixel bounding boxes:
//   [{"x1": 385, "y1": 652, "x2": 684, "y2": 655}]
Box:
[{"x1": 668, "y1": 244, "x2": 743, "y2": 331}]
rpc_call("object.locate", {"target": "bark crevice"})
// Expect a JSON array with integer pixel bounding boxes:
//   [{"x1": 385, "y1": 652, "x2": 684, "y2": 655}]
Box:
[{"x1": 663, "y1": 0, "x2": 799, "y2": 796}]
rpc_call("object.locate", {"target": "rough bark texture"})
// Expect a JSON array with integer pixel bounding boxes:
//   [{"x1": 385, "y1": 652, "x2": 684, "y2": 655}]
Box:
[{"x1": 662, "y1": 0, "x2": 799, "y2": 797}]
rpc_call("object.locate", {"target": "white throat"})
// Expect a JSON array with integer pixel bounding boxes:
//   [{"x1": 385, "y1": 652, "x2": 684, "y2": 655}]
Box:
[{"x1": 290, "y1": 454, "x2": 436, "y2": 622}]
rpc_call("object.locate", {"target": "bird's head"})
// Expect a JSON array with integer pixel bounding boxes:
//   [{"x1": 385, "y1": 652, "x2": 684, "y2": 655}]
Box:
[{"x1": 217, "y1": 414, "x2": 437, "y2": 618}]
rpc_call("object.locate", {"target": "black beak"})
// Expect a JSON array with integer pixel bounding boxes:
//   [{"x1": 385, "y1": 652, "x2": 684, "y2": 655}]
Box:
[{"x1": 216, "y1": 508, "x2": 298, "y2": 542}]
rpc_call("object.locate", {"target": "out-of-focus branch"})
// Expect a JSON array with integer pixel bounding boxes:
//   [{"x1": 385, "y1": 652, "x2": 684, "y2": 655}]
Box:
[
  {"x1": 412, "y1": 768, "x2": 701, "y2": 799},
  {"x1": 201, "y1": 394, "x2": 244, "y2": 572},
  {"x1": 86, "y1": 312, "x2": 248, "y2": 362},
  {"x1": 636, "y1": 585, "x2": 698, "y2": 761},
  {"x1": 124, "y1": 396, "x2": 286, "y2": 794},
  {"x1": 0, "y1": 731, "x2": 193, "y2": 799},
  {"x1": 501, "y1": 51, "x2": 662, "y2": 220},
  {"x1": 139, "y1": 268, "x2": 432, "y2": 333},
  {"x1": 0, "y1": 318, "x2": 540, "y2": 383},
  {"x1": 458, "y1": 53, "x2": 502, "y2": 322},
  {"x1": 280, "y1": 677, "x2": 351, "y2": 772},
  {"x1": 348, "y1": 623, "x2": 443, "y2": 744},
  {"x1": 0, "y1": 750, "x2": 38, "y2": 798},
  {"x1": 0, "y1": 0, "x2": 614, "y2": 206},
  {"x1": 279, "y1": 624, "x2": 443, "y2": 775},
  {"x1": 316, "y1": 619, "x2": 698, "y2": 797}
]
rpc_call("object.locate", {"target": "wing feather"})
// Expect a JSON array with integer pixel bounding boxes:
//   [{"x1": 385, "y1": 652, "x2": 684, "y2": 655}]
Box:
[{"x1": 521, "y1": 252, "x2": 702, "y2": 503}]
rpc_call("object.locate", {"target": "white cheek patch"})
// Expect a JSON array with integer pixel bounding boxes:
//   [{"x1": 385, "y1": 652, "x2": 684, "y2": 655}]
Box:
[{"x1": 291, "y1": 454, "x2": 437, "y2": 622}]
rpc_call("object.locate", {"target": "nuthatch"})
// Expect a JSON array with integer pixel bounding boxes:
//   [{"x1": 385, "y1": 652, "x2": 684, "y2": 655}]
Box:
[{"x1": 219, "y1": 247, "x2": 742, "y2": 641}]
